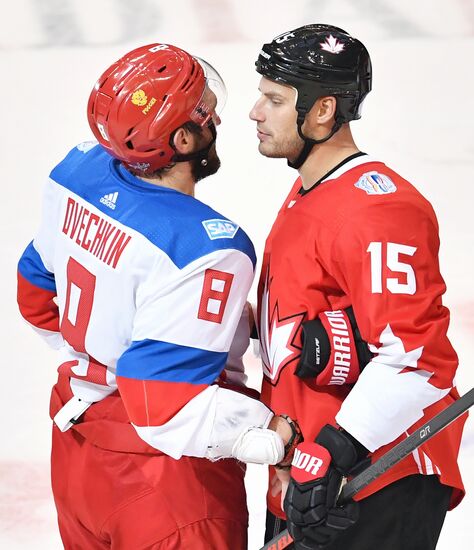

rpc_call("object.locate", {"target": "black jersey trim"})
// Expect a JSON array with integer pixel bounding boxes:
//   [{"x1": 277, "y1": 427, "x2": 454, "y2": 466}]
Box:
[{"x1": 298, "y1": 151, "x2": 367, "y2": 196}]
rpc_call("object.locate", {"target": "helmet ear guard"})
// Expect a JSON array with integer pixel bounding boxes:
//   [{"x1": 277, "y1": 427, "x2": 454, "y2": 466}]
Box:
[{"x1": 255, "y1": 24, "x2": 372, "y2": 168}]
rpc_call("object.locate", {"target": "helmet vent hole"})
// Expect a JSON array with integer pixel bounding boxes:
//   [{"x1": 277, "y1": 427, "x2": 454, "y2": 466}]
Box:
[
  {"x1": 125, "y1": 129, "x2": 134, "y2": 150},
  {"x1": 157, "y1": 65, "x2": 167, "y2": 73}
]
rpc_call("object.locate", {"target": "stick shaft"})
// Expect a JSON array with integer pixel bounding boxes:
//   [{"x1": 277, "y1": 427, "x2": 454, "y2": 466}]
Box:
[
  {"x1": 260, "y1": 389, "x2": 473, "y2": 550},
  {"x1": 340, "y1": 388, "x2": 474, "y2": 501}
]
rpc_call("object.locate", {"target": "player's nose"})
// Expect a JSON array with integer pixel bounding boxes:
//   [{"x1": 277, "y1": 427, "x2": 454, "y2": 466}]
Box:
[
  {"x1": 249, "y1": 98, "x2": 264, "y2": 122},
  {"x1": 212, "y1": 112, "x2": 222, "y2": 126}
]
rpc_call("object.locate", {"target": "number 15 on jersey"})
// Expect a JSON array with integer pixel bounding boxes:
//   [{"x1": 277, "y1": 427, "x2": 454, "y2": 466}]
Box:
[{"x1": 367, "y1": 241, "x2": 417, "y2": 295}]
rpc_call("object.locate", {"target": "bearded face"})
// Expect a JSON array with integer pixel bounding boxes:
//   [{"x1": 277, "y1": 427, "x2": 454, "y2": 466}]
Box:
[{"x1": 191, "y1": 142, "x2": 221, "y2": 182}]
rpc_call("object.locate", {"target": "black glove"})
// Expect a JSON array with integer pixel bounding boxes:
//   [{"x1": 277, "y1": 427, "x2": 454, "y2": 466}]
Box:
[
  {"x1": 295, "y1": 306, "x2": 373, "y2": 385},
  {"x1": 283, "y1": 424, "x2": 369, "y2": 549}
]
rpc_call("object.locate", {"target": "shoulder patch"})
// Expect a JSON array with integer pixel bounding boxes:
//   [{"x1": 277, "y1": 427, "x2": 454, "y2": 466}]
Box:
[
  {"x1": 76, "y1": 141, "x2": 98, "y2": 153},
  {"x1": 355, "y1": 172, "x2": 397, "y2": 195},
  {"x1": 202, "y1": 219, "x2": 239, "y2": 240}
]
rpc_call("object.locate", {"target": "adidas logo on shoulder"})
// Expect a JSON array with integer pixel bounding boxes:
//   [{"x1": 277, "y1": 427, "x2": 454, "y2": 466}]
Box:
[{"x1": 100, "y1": 191, "x2": 118, "y2": 210}]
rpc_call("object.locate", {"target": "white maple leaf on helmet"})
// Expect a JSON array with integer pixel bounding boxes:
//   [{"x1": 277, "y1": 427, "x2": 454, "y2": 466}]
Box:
[{"x1": 320, "y1": 35, "x2": 345, "y2": 54}]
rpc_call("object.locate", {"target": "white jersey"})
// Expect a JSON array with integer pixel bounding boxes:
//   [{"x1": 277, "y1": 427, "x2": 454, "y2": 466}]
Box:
[{"x1": 18, "y1": 142, "x2": 273, "y2": 458}]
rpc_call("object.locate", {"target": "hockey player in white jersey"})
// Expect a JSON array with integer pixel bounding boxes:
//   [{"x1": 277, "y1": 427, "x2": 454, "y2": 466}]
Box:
[{"x1": 17, "y1": 43, "x2": 298, "y2": 549}]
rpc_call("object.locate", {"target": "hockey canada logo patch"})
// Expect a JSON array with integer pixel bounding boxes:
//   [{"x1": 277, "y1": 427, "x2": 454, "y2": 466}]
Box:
[
  {"x1": 355, "y1": 172, "x2": 397, "y2": 195},
  {"x1": 202, "y1": 219, "x2": 239, "y2": 240}
]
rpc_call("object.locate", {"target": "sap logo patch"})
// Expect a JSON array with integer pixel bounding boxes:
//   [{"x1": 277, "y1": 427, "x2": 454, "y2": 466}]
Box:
[
  {"x1": 202, "y1": 219, "x2": 239, "y2": 240},
  {"x1": 355, "y1": 171, "x2": 397, "y2": 195}
]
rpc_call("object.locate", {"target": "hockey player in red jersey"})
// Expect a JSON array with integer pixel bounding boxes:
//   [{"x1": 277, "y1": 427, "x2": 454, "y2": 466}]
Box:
[
  {"x1": 250, "y1": 25, "x2": 467, "y2": 549},
  {"x1": 16, "y1": 43, "x2": 300, "y2": 549}
]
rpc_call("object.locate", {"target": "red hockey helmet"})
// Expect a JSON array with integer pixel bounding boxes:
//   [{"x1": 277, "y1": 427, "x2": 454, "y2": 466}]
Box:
[{"x1": 87, "y1": 43, "x2": 226, "y2": 174}]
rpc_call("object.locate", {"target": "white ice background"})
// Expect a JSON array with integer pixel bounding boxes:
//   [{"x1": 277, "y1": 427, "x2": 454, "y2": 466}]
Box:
[{"x1": 1, "y1": 1, "x2": 473, "y2": 548}]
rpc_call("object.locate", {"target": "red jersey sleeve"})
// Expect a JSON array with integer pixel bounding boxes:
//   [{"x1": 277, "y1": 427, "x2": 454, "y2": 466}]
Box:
[
  {"x1": 329, "y1": 193, "x2": 457, "y2": 451},
  {"x1": 17, "y1": 241, "x2": 63, "y2": 349}
]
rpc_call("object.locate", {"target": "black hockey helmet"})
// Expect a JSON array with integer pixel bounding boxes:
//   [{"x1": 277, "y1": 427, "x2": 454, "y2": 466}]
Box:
[{"x1": 255, "y1": 24, "x2": 372, "y2": 168}]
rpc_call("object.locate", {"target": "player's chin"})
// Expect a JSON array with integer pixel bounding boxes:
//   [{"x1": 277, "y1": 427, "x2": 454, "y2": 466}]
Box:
[
  {"x1": 192, "y1": 152, "x2": 221, "y2": 182},
  {"x1": 258, "y1": 143, "x2": 285, "y2": 159}
]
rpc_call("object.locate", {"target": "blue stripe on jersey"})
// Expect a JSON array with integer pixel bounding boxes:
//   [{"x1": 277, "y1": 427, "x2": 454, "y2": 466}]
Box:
[
  {"x1": 18, "y1": 241, "x2": 56, "y2": 292},
  {"x1": 117, "y1": 339, "x2": 227, "y2": 384},
  {"x1": 50, "y1": 144, "x2": 256, "y2": 270}
]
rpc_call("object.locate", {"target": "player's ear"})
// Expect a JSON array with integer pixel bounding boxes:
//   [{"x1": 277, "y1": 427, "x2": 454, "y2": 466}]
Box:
[
  {"x1": 317, "y1": 96, "x2": 337, "y2": 123},
  {"x1": 172, "y1": 126, "x2": 198, "y2": 155},
  {"x1": 305, "y1": 96, "x2": 337, "y2": 130}
]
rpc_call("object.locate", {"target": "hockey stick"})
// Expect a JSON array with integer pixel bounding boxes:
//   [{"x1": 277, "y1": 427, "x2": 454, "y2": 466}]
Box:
[{"x1": 260, "y1": 388, "x2": 474, "y2": 550}]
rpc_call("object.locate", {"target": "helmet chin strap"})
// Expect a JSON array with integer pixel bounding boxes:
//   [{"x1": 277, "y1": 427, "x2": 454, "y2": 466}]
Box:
[
  {"x1": 171, "y1": 123, "x2": 217, "y2": 166},
  {"x1": 288, "y1": 113, "x2": 342, "y2": 170}
]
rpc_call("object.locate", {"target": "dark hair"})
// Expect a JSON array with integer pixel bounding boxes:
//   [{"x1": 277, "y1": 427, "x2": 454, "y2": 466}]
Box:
[{"x1": 126, "y1": 121, "x2": 204, "y2": 179}]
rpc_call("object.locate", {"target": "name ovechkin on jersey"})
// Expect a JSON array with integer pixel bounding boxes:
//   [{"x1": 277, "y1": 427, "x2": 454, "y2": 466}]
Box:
[{"x1": 62, "y1": 196, "x2": 131, "y2": 269}]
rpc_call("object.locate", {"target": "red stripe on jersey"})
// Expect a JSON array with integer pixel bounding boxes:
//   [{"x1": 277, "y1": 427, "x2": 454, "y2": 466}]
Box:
[
  {"x1": 117, "y1": 376, "x2": 207, "y2": 426},
  {"x1": 58, "y1": 357, "x2": 108, "y2": 386},
  {"x1": 17, "y1": 271, "x2": 59, "y2": 332}
]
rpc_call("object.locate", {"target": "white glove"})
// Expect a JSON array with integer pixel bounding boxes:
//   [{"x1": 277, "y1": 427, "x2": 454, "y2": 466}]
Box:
[
  {"x1": 205, "y1": 387, "x2": 282, "y2": 464},
  {"x1": 231, "y1": 426, "x2": 285, "y2": 464}
]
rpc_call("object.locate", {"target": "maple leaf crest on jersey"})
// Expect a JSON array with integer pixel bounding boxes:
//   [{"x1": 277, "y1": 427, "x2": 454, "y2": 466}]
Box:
[
  {"x1": 259, "y1": 275, "x2": 304, "y2": 382},
  {"x1": 258, "y1": 155, "x2": 466, "y2": 519}
]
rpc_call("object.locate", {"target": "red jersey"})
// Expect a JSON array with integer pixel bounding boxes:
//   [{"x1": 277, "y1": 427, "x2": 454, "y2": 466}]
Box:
[{"x1": 257, "y1": 154, "x2": 466, "y2": 518}]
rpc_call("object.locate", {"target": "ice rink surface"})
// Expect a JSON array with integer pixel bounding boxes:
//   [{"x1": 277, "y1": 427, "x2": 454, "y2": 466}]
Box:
[{"x1": 1, "y1": 0, "x2": 473, "y2": 548}]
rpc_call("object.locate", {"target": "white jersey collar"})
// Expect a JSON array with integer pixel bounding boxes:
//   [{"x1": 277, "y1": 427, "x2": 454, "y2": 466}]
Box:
[{"x1": 320, "y1": 154, "x2": 379, "y2": 184}]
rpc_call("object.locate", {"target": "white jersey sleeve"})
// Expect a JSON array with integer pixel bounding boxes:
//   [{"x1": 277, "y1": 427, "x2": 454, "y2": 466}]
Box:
[{"x1": 18, "y1": 143, "x2": 274, "y2": 459}]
